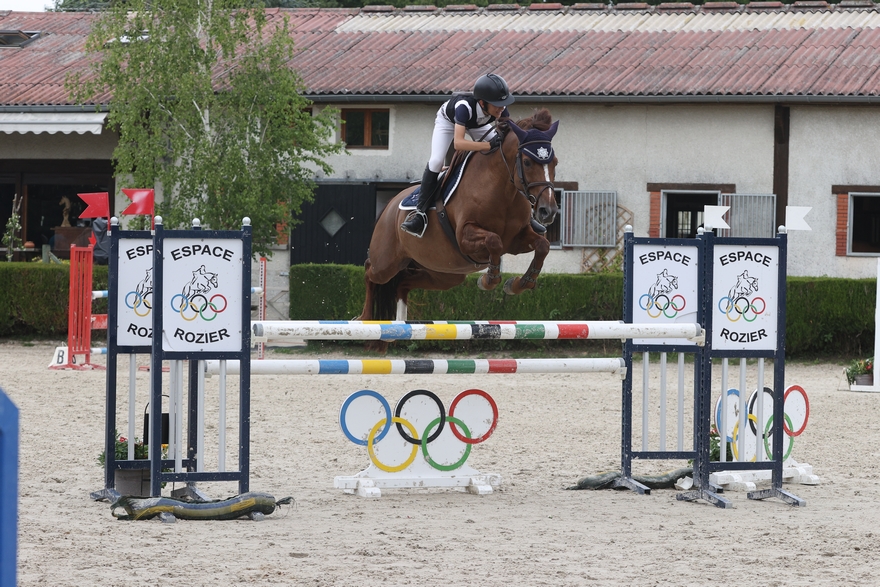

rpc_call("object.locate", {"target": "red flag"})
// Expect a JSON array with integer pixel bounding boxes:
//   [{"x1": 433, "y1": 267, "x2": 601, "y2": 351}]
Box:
[
  {"x1": 121, "y1": 188, "x2": 155, "y2": 216},
  {"x1": 78, "y1": 192, "x2": 110, "y2": 219}
]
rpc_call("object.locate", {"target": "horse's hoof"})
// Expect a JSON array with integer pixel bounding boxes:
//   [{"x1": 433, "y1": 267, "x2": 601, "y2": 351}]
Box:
[
  {"x1": 478, "y1": 274, "x2": 496, "y2": 291},
  {"x1": 503, "y1": 277, "x2": 518, "y2": 295}
]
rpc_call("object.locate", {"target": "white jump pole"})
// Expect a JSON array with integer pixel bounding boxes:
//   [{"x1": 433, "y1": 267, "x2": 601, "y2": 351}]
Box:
[
  {"x1": 252, "y1": 321, "x2": 704, "y2": 343},
  {"x1": 128, "y1": 355, "x2": 136, "y2": 461}
]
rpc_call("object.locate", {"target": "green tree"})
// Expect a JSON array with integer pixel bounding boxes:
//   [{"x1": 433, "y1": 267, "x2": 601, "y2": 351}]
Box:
[
  {"x1": 51, "y1": 0, "x2": 113, "y2": 11},
  {"x1": 68, "y1": 0, "x2": 344, "y2": 257}
]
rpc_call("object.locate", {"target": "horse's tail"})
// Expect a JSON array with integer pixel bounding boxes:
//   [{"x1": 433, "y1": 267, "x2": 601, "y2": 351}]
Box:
[
  {"x1": 371, "y1": 273, "x2": 404, "y2": 321},
  {"x1": 358, "y1": 271, "x2": 404, "y2": 354}
]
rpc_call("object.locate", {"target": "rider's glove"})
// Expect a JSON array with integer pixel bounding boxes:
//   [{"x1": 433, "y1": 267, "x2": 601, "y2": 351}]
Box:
[{"x1": 488, "y1": 134, "x2": 503, "y2": 152}]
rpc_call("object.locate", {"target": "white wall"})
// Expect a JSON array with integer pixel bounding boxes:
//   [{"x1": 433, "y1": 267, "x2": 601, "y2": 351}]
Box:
[
  {"x1": 504, "y1": 103, "x2": 776, "y2": 274},
  {"x1": 324, "y1": 102, "x2": 776, "y2": 277},
  {"x1": 319, "y1": 103, "x2": 436, "y2": 183},
  {"x1": 11, "y1": 101, "x2": 878, "y2": 285},
  {"x1": 788, "y1": 105, "x2": 880, "y2": 278}
]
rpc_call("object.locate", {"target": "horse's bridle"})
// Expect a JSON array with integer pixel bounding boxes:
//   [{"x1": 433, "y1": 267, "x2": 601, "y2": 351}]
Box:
[{"x1": 498, "y1": 135, "x2": 556, "y2": 211}]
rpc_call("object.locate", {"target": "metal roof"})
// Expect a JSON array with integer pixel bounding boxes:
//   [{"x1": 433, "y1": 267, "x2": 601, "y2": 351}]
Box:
[{"x1": 5, "y1": 3, "x2": 880, "y2": 108}]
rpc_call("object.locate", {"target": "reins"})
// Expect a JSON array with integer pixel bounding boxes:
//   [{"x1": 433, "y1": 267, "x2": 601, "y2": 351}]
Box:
[{"x1": 430, "y1": 122, "x2": 555, "y2": 269}]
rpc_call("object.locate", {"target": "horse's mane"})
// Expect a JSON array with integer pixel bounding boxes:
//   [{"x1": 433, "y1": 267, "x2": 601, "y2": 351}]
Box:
[{"x1": 496, "y1": 108, "x2": 552, "y2": 135}]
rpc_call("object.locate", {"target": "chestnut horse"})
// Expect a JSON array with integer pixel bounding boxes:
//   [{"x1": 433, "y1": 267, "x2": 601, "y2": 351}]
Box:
[{"x1": 359, "y1": 109, "x2": 560, "y2": 321}]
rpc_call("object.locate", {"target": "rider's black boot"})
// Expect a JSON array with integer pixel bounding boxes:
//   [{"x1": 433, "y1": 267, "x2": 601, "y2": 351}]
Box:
[
  {"x1": 400, "y1": 167, "x2": 439, "y2": 238},
  {"x1": 530, "y1": 218, "x2": 547, "y2": 235}
]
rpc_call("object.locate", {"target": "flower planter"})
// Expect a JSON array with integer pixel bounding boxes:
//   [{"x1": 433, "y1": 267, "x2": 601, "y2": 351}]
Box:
[
  {"x1": 115, "y1": 469, "x2": 151, "y2": 496},
  {"x1": 854, "y1": 374, "x2": 874, "y2": 387}
]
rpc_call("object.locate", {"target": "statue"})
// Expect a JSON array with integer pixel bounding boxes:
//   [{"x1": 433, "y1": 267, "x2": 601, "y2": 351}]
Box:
[{"x1": 59, "y1": 195, "x2": 72, "y2": 227}]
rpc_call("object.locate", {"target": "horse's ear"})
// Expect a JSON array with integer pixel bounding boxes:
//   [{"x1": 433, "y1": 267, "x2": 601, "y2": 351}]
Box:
[
  {"x1": 509, "y1": 120, "x2": 527, "y2": 143},
  {"x1": 546, "y1": 121, "x2": 559, "y2": 139}
]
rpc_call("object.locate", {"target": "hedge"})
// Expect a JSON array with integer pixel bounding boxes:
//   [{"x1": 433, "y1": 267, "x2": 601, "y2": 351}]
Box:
[
  {"x1": 0, "y1": 262, "x2": 108, "y2": 337},
  {"x1": 289, "y1": 264, "x2": 877, "y2": 358},
  {"x1": 0, "y1": 262, "x2": 874, "y2": 358}
]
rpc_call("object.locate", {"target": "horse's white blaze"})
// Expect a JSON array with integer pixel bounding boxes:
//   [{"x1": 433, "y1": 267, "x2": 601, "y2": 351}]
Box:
[{"x1": 543, "y1": 164, "x2": 550, "y2": 183}]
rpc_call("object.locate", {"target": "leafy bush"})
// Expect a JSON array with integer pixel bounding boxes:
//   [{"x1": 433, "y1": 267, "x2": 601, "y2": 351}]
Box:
[
  {"x1": 786, "y1": 277, "x2": 876, "y2": 356},
  {"x1": 288, "y1": 263, "x2": 365, "y2": 320},
  {"x1": 3, "y1": 260, "x2": 879, "y2": 360},
  {"x1": 0, "y1": 262, "x2": 108, "y2": 337}
]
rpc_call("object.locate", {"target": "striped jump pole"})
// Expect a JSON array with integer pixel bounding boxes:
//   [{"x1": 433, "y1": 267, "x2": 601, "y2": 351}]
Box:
[
  {"x1": 205, "y1": 357, "x2": 626, "y2": 376},
  {"x1": 252, "y1": 320, "x2": 705, "y2": 343}
]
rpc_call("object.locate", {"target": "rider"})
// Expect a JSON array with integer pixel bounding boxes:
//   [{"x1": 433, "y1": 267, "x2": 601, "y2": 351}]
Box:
[{"x1": 401, "y1": 73, "x2": 545, "y2": 238}]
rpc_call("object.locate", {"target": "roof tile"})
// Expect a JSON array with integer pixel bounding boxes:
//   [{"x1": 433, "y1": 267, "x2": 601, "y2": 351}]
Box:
[{"x1": 6, "y1": 5, "x2": 880, "y2": 106}]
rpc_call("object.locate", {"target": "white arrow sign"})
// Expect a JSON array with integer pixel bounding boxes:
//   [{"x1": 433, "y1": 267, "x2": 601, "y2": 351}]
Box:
[
  {"x1": 785, "y1": 206, "x2": 812, "y2": 231},
  {"x1": 703, "y1": 205, "x2": 730, "y2": 230}
]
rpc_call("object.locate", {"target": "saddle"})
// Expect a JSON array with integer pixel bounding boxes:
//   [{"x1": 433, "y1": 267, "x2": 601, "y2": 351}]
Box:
[
  {"x1": 399, "y1": 151, "x2": 474, "y2": 211},
  {"x1": 400, "y1": 150, "x2": 486, "y2": 266}
]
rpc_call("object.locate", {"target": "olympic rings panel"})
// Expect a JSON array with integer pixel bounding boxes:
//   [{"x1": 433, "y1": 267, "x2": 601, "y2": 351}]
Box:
[
  {"x1": 449, "y1": 389, "x2": 498, "y2": 444},
  {"x1": 125, "y1": 291, "x2": 153, "y2": 316},
  {"x1": 339, "y1": 390, "x2": 392, "y2": 446},
  {"x1": 782, "y1": 385, "x2": 809, "y2": 437},
  {"x1": 731, "y1": 415, "x2": 759, "y2": 462},
  {"x1": 169, "y1": 293, "x2": 229, "y2": 322},
  {"x1": 747, "y1": 387, "x2": 775, "y2": 436},
  {"x1": 339, "y1": 389, "x2": 497, "y2": 472},
  {"x1": 716, "y1": 384, "x2": 808, "y2": 462},
  {"x1": 394, "y1": 389, "x2": 446, "y2": 445},
  {"x1": 713, "y1": 388, "x2": 741, "y2": 443}
]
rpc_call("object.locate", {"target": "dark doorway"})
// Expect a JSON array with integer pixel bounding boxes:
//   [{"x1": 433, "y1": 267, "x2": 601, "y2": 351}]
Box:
[
  {"x1": 289, "y1": 183, "x2": 377, "y2": 265},
  {"x1": 664, "y1": 192, "x2": 718, "y2": 238}
]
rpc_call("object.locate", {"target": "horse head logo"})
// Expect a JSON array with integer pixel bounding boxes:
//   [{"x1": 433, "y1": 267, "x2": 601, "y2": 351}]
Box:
[{"x1": 182, "y1": 265, "x2": 218, "y2": 299}]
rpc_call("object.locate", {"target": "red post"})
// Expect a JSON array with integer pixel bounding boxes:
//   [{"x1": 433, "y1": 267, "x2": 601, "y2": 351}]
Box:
[{"x1": 50, "y1": 245, "x2": 106, "y2": 370}]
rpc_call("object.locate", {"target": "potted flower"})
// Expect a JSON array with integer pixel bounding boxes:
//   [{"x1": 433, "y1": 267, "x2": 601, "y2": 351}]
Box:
[
  {"x1": 97, "y1": 432, "x2": 152, "y2": 496},
  {"x1": 845, "y1": 358, "x2": 873, "y2": 387}
]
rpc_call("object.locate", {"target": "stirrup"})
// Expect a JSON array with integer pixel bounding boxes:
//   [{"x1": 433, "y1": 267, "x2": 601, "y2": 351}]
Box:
[
  {"x1": 400, "y1": 210, "x2": 428, "y2": 238},
  {"x1": 530, "y1": 218, "x2": 547, "y2": 235}
]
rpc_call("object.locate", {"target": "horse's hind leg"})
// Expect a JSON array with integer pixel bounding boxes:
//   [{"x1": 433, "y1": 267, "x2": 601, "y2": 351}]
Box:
[
  {"x1": 396, "y1": 271, "x2": 466, "y2": 306},
  {"x1": 357, "y1": 260, "x2": 376, "y2": 320}
]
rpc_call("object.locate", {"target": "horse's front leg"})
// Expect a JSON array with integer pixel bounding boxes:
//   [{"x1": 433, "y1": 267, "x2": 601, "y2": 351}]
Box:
[
  {"x1": 503, "y1": 231, "x2": 551, "y2": 295},
  {"x1": 459, "y1": 224, "x2": 504, "y2": 291}
]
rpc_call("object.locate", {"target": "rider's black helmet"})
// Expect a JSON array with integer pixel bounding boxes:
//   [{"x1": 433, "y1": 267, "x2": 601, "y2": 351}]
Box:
[{"x1": 473, "y1": 73, "x2": 515, "y2": 107}]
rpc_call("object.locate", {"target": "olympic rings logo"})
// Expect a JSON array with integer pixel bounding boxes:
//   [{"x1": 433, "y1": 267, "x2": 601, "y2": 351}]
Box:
[
  {"x1": 639, "y1": 293, "x2": 686, "y2": 319},
  {"x1": 169, "y1": 293, "x2": 228, "y2": 322},
  {"x1": 125, "y1": 291, "x2": 153, "y2": 317},
  {"x1": 339, "y1": 389, "x2": 498, "y2": 473},
  {"x1": 714, "y1": 385, "x2": 809, "y2": 462},
  {"x1": 717, "y1": 295, "x2": 766, "y2": 322}
]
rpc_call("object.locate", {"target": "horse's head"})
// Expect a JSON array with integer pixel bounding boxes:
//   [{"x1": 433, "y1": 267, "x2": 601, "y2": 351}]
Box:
[{"x1": 508, "y1": 117, "x2": 560, "y2": 227}]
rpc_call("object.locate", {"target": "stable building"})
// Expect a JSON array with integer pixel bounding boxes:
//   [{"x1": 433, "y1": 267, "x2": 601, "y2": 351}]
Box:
[{"x1": 3, "y1": 3, "x2": 880, "y2": 286}]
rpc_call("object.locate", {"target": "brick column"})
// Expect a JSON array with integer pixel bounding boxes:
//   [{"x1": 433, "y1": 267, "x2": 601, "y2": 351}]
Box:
[
  {"x1": 649, "y1": 191, "x2": 661, "y2": 238},
  {"x1": 835, "y1": 193, "x2": 848, "y2": 256}
]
